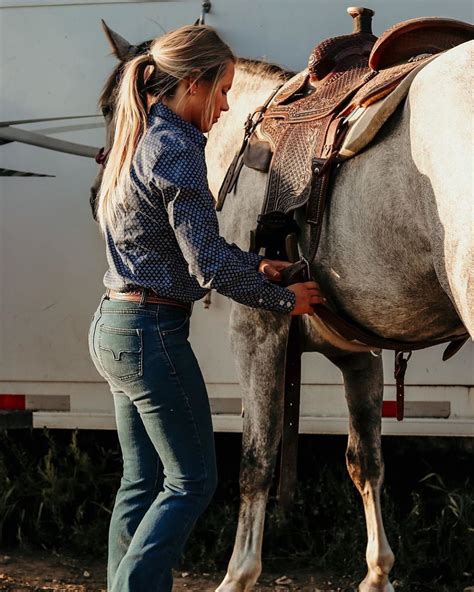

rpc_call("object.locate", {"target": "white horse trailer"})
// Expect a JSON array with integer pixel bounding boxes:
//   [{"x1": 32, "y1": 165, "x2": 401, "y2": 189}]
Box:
[{"x1": 0, "y1": 0, "x2": 472, "y2": 437}]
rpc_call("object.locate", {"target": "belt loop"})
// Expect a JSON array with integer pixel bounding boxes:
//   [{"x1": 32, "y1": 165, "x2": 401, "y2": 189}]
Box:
[{"x1": 139, "y1": 288, "x2": 147, "y2": 307}]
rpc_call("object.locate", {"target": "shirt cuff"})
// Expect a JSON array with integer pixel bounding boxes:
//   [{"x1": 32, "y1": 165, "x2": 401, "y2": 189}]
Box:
[{"x1": 254, "y1": 281, "x2": 296, "y2": 313}]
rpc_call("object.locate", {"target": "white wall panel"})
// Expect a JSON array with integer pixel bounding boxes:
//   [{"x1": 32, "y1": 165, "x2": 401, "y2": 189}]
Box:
[{"x1": 1, "y1": 0, "x2": 472, "y2": 431}]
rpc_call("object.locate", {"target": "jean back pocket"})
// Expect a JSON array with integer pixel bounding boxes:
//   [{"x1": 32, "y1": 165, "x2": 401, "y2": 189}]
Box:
[{"x1": 98, "y1": 325, "x2": 143, "y2": 382}]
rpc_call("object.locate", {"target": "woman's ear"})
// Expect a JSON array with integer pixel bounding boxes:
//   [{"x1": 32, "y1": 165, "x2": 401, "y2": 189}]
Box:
[{"x1": 185, "y1": 70, "x2": 201, "y2": 95}]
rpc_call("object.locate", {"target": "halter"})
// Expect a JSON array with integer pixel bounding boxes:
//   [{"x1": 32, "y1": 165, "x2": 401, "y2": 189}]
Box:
[{"x1": 95, "y1": 146, "x2": 110, "y2": 167}]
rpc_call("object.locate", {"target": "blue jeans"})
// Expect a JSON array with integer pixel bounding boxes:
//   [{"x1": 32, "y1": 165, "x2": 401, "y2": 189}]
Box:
[{"x1": 88, "y1": 295, "x2": 217, "y2": 592}]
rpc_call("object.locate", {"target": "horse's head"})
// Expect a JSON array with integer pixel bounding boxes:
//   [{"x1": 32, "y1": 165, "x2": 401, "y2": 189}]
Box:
[{"x1": 90, "y1": 21, "x2": 151, "y2": 220}]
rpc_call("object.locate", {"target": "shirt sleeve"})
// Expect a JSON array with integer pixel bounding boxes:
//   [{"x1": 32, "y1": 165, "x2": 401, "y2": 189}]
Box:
[
  {"x1": 228, "y1": 243, "x2": 264, "y2": 269},
  {"x1": 150, "y1": 141, "x2": 295, "y2": 313}
]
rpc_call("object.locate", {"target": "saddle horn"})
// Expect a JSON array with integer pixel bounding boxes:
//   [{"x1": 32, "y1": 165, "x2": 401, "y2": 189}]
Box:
[{"x1": 347, "y1": 6, "x2": 374, "y2": 34}]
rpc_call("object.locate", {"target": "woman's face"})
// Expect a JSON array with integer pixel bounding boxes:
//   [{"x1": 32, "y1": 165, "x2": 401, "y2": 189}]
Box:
[{"x1": 189, "y1": 60, "x2": 235, "y2": 132}]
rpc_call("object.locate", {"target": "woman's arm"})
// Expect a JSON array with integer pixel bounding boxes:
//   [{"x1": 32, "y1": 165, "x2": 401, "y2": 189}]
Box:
[
  {"x1": 164, "y1": 184, "x2": 296, "y2": 312},
  {"x1": 151, "y1": 142, "x2": 296, "y2": 312}
]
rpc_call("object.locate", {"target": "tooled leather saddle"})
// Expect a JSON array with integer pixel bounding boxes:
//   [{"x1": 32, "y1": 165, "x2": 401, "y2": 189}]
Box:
[{"x1": 248, "y1": 12, "x2": 473, "y2": 228}]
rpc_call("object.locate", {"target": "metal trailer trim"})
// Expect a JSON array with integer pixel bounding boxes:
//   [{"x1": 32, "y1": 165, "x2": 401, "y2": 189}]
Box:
[{"x1": 32, "y1": 411, "x2": 474, "y2": 437}]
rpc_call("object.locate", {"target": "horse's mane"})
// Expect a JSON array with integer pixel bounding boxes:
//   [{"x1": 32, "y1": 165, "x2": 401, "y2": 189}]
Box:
[
  {"x1": 235, "y1": 57, "x2": 294, "y2": 81},
  {"x1": 98, "y1": 65, "x2": 121, "y2": 109},
  {"x1": 99, "y1": 51, "x2": 293, "y2": 109}
]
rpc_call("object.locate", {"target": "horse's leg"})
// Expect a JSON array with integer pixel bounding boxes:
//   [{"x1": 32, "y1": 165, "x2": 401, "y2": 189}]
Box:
[
  {"x1": 329, "y1": 351, "x2": 394, "y2": 592},
  {"x1": 217, "y1": 305, "x2": 290, "y2": 592}
]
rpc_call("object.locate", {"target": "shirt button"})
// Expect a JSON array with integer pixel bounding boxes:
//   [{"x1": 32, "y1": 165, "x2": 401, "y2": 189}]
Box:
[
  {"x1": 279, "y1": 300, "x2": 284, "y2": 306},
  {"x1": 258, "y1": 298, "x2": 263, "y2": 304},
  {"x1": 286, "y1": 302, "x2": 292, "y2": 308}
]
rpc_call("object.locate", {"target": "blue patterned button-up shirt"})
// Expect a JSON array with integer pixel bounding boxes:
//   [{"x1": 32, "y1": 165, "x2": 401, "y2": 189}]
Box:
[{"x1": 103, "y1": 102, "x2": 296, "y2": 313}]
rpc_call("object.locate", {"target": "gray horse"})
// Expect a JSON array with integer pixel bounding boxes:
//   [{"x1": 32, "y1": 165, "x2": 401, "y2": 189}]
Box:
[{"x1": 93, "y1": 24, "x2": 472, "y2": 592}]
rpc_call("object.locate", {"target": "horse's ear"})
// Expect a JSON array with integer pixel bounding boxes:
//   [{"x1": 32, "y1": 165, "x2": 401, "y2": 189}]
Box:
[{"x1": 101, "y1": 20, "x2": 139, "y2": 62}]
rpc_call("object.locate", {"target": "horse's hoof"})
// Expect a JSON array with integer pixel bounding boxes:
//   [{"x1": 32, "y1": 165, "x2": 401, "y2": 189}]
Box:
[
  {"x1": 215, "y1": 575, "x2": 246, "y2": 592},
  {"x1": 215, "y1": 557, "x2": 261, "y2": 591},
  {"x1": 358, "y1": 576, "x2": 394, "y2": 592}
]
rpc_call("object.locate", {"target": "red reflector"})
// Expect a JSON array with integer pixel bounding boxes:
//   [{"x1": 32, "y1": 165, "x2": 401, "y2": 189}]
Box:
[
  {"x1": 382, "y1": 401, "x2": 397, "y2": 417},
  {"x1": 0, "y1": 395, "x2": 26, "y2": 410}
]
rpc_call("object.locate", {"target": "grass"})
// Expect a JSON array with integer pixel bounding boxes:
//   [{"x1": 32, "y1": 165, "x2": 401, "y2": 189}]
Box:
[{"x1": 0, "y1": 429, "x2": 472, "y2": 590}]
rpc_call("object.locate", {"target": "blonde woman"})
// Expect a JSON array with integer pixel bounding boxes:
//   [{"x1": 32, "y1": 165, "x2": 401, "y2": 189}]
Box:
[{"x1": 88, "y1": 25, "x2": 322, "y2": 592}]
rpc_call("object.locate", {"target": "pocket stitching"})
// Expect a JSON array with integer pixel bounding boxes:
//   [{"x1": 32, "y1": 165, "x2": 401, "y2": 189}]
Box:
[
  {"x1": 98, "y1": 326, "x2": 143, "y2": 381},
  {"x1": 100, "y1": 325, "x2": 140, "y2": 336},
  {"x1": 160, "y1": 315, "x2": 190, "y2": 335},
  {"x1": 156, "y1": 328, "x2": 177, "y2": 375}
]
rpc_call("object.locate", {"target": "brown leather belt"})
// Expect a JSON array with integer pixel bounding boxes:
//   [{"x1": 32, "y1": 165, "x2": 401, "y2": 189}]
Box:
[{"x1": 106, "y1": 289, "x2": 192, "y2": 314}]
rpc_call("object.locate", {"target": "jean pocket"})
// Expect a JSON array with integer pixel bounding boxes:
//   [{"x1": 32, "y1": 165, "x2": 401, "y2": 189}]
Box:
[{"x1": 98, "y1": 325, "x2": 143, "y2": 382}]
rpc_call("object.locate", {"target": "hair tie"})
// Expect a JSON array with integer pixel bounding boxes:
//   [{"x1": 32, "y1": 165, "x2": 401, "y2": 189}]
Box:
[{"x1": 146, "y1": 52, "x2": 155, "y2": 67}]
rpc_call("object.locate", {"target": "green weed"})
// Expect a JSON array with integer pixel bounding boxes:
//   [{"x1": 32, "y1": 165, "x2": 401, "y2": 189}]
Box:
[{"x1": 0, "y1": 429, "x2": 119, "y2": 554}]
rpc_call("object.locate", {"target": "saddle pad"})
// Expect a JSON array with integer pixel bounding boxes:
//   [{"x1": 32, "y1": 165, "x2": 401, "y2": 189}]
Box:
[{"x1": 339, "y1": 57, "x2": 435, "y2": 159}]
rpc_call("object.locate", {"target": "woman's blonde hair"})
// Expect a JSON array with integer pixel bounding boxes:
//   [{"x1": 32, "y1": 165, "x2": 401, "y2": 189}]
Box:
[{"x1": 97, "y1": 25, "x2": 235, "y2": 233}]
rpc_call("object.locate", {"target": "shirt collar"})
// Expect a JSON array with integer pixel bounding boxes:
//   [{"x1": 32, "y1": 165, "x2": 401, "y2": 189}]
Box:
[{"x1": 149, "y1": 102, "x2": 207, "y2": 148}]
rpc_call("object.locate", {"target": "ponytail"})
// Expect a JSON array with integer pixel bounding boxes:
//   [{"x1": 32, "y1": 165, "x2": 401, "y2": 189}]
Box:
[
  {"x1": 97, "y1": 25, "x2": 235, "y2": 235},
  {"x1": 96, "y1": 53, "x2": 152, "y2": 234}
]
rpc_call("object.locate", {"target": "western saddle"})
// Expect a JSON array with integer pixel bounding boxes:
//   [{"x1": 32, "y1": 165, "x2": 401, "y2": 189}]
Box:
[{"x1": 218, "y1": 8, "x2": 473, "y2": 507}]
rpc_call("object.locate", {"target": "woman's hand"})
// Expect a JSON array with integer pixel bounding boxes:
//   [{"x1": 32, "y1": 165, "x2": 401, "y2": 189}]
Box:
[
  {"x1": 258, "y1": 258, "x2": 292, "y2": 282},
  {"x1": 258, "y1": 259, "x2": 326, "y2": 314},
  {"x1": 288, "y1": 281, "x2": 325, "y2": 316}
]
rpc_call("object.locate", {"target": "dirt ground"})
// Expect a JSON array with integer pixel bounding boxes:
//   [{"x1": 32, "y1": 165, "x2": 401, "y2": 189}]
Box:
[{"x1": 0, "y1": 551, "x2": 357, "y2": 591}]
